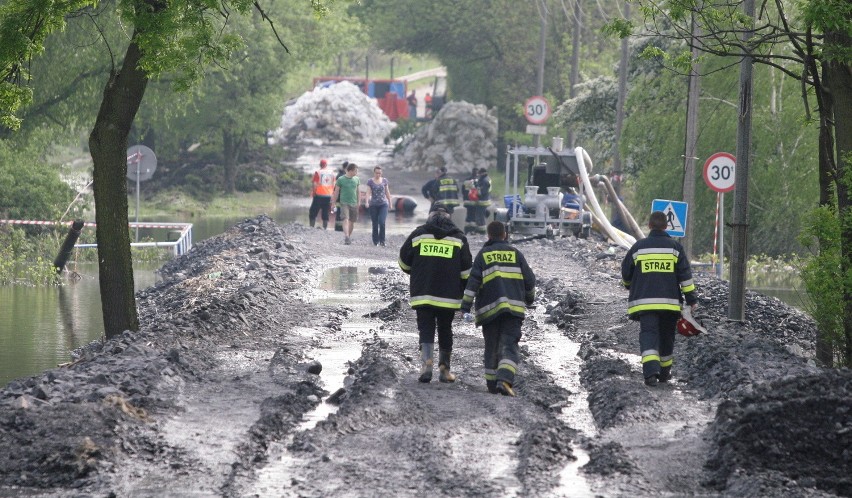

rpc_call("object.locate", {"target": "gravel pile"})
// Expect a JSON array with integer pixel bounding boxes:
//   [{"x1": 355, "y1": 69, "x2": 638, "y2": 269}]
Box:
[
  {"x1": 397, "y1": 101, "x2": 498, "y2": 174},
  {"x1": 268, "y1": 81, "x2": 396, "y2": 146}
]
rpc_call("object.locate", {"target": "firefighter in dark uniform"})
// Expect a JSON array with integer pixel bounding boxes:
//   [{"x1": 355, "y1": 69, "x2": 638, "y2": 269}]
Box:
[
  {"x1": 460, "y1": 221, "x2": 536, "y2": 396},
  {"x1": 621, "y1": 211, "x2": 698, "y2": 386},
  {"x1": 399, "y1": 207, "x2": 473, "y2": 383},
  {"x1": 421, "y1": 166, "x2": 460, "y2": 213},
  {"x1": 474, "y1": 167, "x2": 492, "y2": 227}
]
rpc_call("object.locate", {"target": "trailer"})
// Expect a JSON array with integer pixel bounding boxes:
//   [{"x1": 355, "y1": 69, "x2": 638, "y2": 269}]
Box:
[{"x1": 495, "y1": 145, "x2": 592, "y2": 240}]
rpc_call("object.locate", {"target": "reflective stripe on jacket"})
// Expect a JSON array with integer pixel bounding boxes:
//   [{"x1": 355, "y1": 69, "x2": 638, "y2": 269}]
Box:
[
  {"x1": 436, "y1": 176, "x2": 460, "y2": 206},
  {"x1": 621, "y1": 229, "x2": 697, "y2": 318},
  {"x1": 399, "y1": 218, "x2": 472, "y2": 310},
  {"x1": 461, "y1": 240, "x2": 536, "y2": 325}
]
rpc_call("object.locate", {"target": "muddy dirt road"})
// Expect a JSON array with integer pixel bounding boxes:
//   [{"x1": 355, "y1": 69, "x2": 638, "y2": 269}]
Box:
[{"x1": 1, "y1": 209, "x2": 850, "y2": 496}]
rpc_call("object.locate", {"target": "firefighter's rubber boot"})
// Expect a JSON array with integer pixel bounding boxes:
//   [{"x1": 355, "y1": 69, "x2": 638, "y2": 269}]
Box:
[
  {"x1": 418, "y1": 343, "x2": 434, "y2": 383},
  {"x1": 486, "y1": 380, "x2": 498, "y2": 394},
  {"x1": 644, "y1": 374, "x2": 659, "y2": 386},
  {"x1": 496, "y1": 381, "x2": 515, "y2": 397},
  {"x1": 658, "y1": 367, "x2": 672, "y2": 383},
  {"x1": 438, "y1": 350, "x2": 456, "y2": 383}
]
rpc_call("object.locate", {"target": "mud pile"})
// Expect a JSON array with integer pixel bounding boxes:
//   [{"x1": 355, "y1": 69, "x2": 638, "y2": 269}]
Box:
[
  {"x1": 539, "y1": 235, "x2": 849, "y2": 496},
  {"x1": 0, "y1": 216, "x2": 322, "y2": 492},
  {"x1": 268, "y1": 81, "x2": 396, "y2": 146},
  {"x1": 706, "y1": 369, "x2": 852, "y2": 496},
  {"x1": 397, "y1": 101, "x2": 498, "y2": 174}
]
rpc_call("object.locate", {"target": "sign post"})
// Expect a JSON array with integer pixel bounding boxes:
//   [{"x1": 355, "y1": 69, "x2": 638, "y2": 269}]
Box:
[{"x1": 703, "y1": 152, "x2": 736, "y2": 278}]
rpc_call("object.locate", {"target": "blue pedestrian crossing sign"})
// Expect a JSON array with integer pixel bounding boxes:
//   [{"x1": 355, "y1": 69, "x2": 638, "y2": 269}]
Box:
[{"x1": 651, "y1": 199, "x2": 688, "y2": 237}]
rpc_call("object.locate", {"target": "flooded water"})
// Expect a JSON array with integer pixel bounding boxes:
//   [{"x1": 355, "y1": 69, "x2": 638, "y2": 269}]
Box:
[
  {"x1": 0, "y1": 263, "x2": 160, "y2": 386},
  {"x1": 0, "y1": 206, "x2": 430, "y2": 387}
]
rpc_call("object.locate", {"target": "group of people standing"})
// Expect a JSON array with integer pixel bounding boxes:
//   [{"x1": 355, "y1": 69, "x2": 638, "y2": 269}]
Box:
[
  {"x1": 314, "y1": 158, "x2": 699, "y2": 392},
  {"x1": 308, "y1": 159, "x2": 391, "y2": 246},
  {"x1": 421, "y1": 165, "x2": 492, "y2": 230}
]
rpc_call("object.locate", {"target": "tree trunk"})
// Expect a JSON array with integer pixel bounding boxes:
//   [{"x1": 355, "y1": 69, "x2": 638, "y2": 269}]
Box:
[
  {"x1": 223, "y1": 129, "x2": 243, "y2": 194},
  {"x1": 824, "y1": 30, "x2": 852, "y2": 366},
  {"x1": 88, "y1": 36, "x2": 149, "y2": 339},
  {"x1": 612, "y1": 2, "x2": 630, "y2": 204}
]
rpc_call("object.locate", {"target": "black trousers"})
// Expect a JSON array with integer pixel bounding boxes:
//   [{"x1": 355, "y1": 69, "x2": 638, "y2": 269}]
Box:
[
  {"x1": 416, "y1": 307, "x2": 455, "y2": 351},
  {"x1": 308, "y1": 196, "x2": 332, "y2": 227},
  {"x1": 482, "y1": 315, "x2": 522, "y2": 385},
  {"x1": 639, "y1": 312, "x2": 678, "y2": 379}
]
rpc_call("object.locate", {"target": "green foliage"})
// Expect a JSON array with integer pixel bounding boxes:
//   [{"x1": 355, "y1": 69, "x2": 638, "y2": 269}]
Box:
[
  {"x1": 602, "y1": 18, "x2": 633, "y2": 39},
  {"x1": 386, "y1": 118, "x2": 419, "y2": 152},
  {"x1": 134, "y1": 0, "x2": 352, "y2": 193},
  {"x1": 797, "y1": 205, "x2": 846, "y2": 365},
  {"x1": 0, "y1": 135, "x2": 76, "y2": 221},
  {"x1": 352, "y1": 0, "x2": 619, "y2": 140},
  {"x1": 553, "y1": 76, "x2": 617, "y2": 166},
  {"x1": 620, "y1": 53, "x2": 818, "y2": 257}
]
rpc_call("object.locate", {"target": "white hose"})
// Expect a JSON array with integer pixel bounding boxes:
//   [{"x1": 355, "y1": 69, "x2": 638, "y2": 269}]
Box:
[{"x1": 575, "y1": 147, "x2": 636, "y2": 250}]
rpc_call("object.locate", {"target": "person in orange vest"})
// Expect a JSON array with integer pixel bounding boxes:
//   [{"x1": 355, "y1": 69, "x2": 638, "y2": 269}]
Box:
[
  {"x1": 424, "y1": 92, "x2": 433, "y2": 118},
  {"x1": 308, "y1": 159, "x2": 336, "y2": 229}
]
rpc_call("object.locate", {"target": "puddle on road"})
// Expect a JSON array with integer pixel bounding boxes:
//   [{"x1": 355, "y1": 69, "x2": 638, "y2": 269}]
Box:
[{"x1": 252, "y1": 265, "x2": 386, "y2": 495}]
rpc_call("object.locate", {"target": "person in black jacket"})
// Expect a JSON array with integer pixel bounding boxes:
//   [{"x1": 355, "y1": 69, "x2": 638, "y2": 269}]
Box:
[
  {"x1": 399, "y1": 207, "x2": 473, "y2": 383},
  {"x1": 421, "y1": 166, "x2": 460, "y2": 213},
  {"x1": 460, "y1": 221, "x2": 536, "y2": 396},
  {"x1": 474, "y1": 168, "x2": 492, "y2": 227},
  {"x1": 621, "y1": 210, "x2": 698, "y2": 386}
]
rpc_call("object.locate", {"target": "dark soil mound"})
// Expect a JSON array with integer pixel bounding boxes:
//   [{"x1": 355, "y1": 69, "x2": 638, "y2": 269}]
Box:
[{"x1": 706, "y1": 369, "x2": 852, "y2": 496}]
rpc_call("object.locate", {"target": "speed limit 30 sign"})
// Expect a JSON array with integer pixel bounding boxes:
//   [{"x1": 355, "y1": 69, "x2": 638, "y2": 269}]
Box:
[
  {"x1": 703, "y1": 152, "x2": 736, "y2": 193},
  {"x1": 524, "y1": 96, "x2": 550, "y2": 125}
]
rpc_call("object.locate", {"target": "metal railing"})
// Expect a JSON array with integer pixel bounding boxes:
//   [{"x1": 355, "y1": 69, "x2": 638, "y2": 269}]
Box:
[{"x1": 0, "y1": 220, "x2": 193, "y2": 257}]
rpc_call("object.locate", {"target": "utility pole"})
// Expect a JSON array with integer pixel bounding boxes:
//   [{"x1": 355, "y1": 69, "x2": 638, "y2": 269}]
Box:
[
  {"x1": 535, "y1": 0, "x2": 547, "y2": 149},
  {"x1": 682, "y1": 11, "x2": 701, "y2": 261},
  {"x1": 612, "y1": 2, "x2": 630, "y2": 201},
  {"x1": 568, "y1": 0, "x2": 581, "y2": 148},
  {"x1": 728, "y1": 0, "x2": 755, "y2": 321}
]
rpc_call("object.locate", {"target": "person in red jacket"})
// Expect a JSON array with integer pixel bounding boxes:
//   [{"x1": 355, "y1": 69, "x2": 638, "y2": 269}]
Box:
[{"x1": 399, "y1": 207, "x2": 472, "y2": 383}]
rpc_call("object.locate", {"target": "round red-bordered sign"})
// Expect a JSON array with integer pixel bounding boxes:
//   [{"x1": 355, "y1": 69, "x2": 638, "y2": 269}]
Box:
[
  {"x1": 524, "y1": 96, "x2": 550, "y2": 124},
  {"x1": 703, "y1": 152, "x2": 736, "y2": 193}
]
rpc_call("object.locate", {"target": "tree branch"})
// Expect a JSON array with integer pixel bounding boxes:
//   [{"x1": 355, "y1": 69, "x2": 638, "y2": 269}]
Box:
[{"x1": 253, "y1": 1, "x2": 289, "y2": 53}]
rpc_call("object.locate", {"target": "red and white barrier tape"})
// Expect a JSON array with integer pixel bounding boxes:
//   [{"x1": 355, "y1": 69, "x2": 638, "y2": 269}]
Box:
[{"x1": 1, "y1": 220, "x2": 191, "y2": 230}]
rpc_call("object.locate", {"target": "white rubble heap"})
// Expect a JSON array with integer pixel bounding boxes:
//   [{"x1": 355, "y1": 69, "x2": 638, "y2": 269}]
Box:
[
  {"x1": 268, "y1": 81, "x2": 396, "y2": 146},
  {"x1": 398, "y1": 101, "x2": 498, "y2": 174}
]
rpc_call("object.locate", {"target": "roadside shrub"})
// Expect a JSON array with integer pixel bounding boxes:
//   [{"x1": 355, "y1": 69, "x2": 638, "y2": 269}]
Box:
[
  {"x1": 797, "y1": 205, "x2": 845, "y2": 366},
  {"x1": 236, "y1": 170, "x2": 273, "y2": 192}
]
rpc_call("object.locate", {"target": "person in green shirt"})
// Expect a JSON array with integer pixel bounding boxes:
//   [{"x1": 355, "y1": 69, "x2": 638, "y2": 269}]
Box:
[{"x1": 333, "y1": 162, "x2": 362, "y2": 245}]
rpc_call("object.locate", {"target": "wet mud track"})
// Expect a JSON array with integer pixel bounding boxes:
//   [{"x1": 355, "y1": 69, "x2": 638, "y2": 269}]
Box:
[{"x1": 1, "y1": 216, "x2": 850, "y2": 497}]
